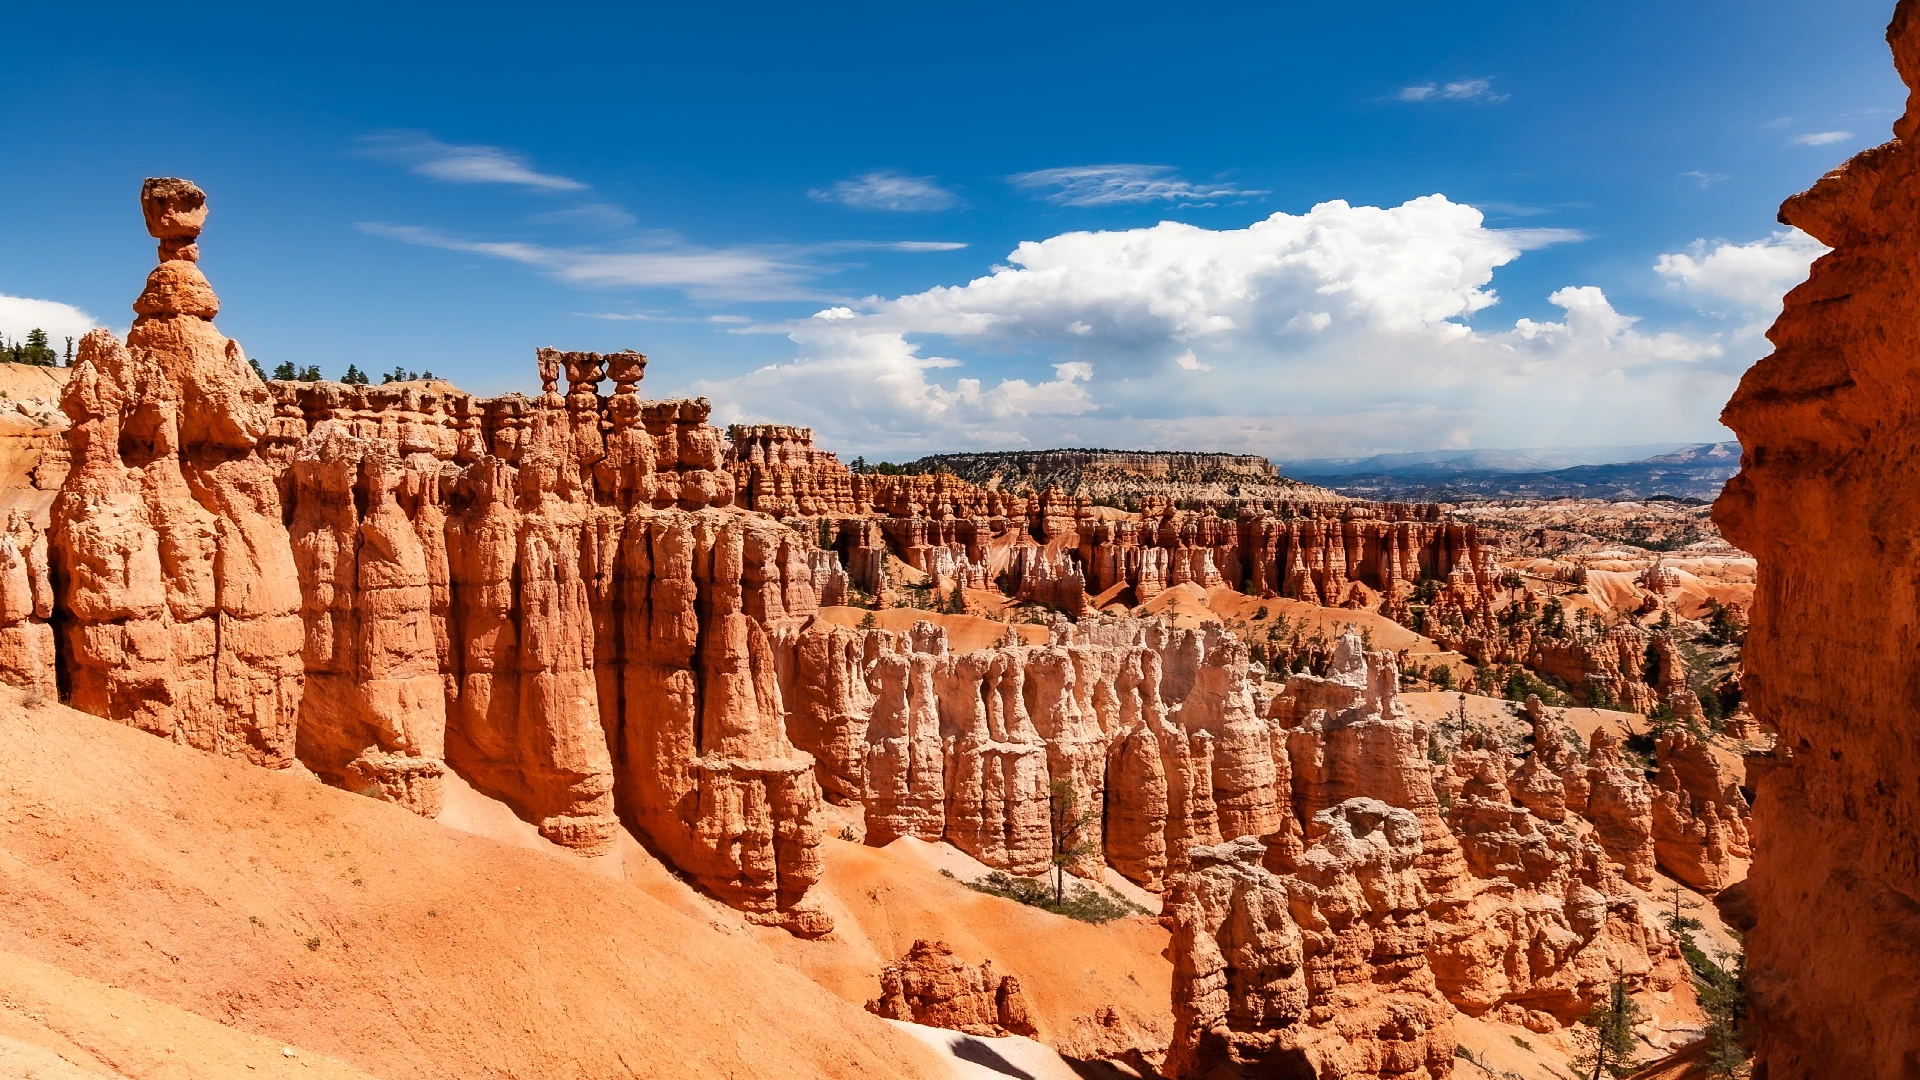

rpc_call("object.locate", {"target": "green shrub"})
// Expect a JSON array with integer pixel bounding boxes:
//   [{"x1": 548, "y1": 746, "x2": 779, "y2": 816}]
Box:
[{"x1": 962, "y1": 871, "x2": 1147, "y2": 924}]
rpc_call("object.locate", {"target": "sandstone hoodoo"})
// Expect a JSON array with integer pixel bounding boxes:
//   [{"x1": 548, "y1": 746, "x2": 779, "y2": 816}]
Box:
[
  {"x1": 1164, "y1": 805, "x2": 1455, "y2": 1080},
  {"x1": 1712, "y1": 2, "x2": 1920, "y2": 1074},
  {"x1": 45, "y1": 179, "x2": 832, "y2": 935},
  {"x1": 865, "y1": 939, "x2": 1038, "y2": 1038}
]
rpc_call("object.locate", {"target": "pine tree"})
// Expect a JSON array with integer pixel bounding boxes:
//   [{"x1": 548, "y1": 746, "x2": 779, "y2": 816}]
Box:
[
  {"x1": 1046, "y1": 779, "x2": 1099, "y2": 907},
  {"x1": 1570, "y1": 980, "x2": 1644, "y2": 1079},
  {"x1": 298, "y1": 364, "x2": 322, "y2": 382},
  {"x1": 341, "y1": 364, "x2": 369, "y2": 385},
  {"x1": 63, "y1": 336, "x2": 73, "y2": 366},
  {"x1": 272, "y1": 361, "x2": 297, "y2": 380},
  {"x1": 247, "y1": 355, "x2": 267, "y2": 380},
  {"x1": 15, "y1": 329, "x2": 57, "y2": 366}
]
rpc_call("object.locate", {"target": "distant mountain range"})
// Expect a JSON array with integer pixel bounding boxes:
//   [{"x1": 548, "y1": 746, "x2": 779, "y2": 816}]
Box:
[
  {"x1": 1279, "y1": 444, "x2": 1692, "y2": 477},
  {"x1": 1288, "y1": 442, "x2": 1741, "y2": 502}
]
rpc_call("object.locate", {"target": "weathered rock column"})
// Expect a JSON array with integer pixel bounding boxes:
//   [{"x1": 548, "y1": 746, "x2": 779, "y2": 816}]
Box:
[{"x1": 51, "y1": 179, "x2": 304, "y2": 765}]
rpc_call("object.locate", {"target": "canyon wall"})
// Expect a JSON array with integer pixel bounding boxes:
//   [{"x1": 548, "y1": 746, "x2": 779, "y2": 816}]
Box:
[
  {"x1": 46, "y1": 180, "x2": 832, "y2": 934},
  {"x1": 1711, "y1": 3, "x2": 1920, "y2": 1073},
  {"x1": 723, "y1": 426, "x2": 1495, "y2": 620},
  {"x1": 779, "y1": 616, "x2": 1684, "y2": 1041}
]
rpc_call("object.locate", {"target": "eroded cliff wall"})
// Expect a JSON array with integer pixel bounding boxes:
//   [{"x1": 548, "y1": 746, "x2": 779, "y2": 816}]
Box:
[
  {"x1": 47, "y1": 180, "x2": 832, "y2": 934},
  {"x1": 1712, "y1": 3, "x2": 1920, "y2": 1073}
]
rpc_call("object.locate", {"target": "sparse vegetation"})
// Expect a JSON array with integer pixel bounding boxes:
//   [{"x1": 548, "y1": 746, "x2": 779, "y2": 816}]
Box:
[
  {"x1": 270, "y1": 362, "x2": 325, "y2": 381},
  {"x1": 2, "y1": 329, "x2": 59, "y2": 366},
  {"x1": 305, "y1": 936, "x2": 322, "y2": 950},
  {"x1": 1663, "y1": 886, "x2": 1749, "y2": 1077},
  {"x1": 1569, "y1": 979, "x2": 1643, "y2": 1079},
  {"x1": 1046, "y1": 779, "x2": 1097, "y2": 907},
  {"x1": 1499, "y1": 665, "x2": 1568, "y2": 706},
  {"x1": 961, "y1": 871, "x2": 1147, "y2": 924}
]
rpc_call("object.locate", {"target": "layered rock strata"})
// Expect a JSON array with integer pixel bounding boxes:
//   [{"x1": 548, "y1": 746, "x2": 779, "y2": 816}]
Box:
[
  {"x1": 727, "y1": 424, "x2": 858, "y2": 518},
  {"x1": 732, "y1": 440, "x2": 1493, "y2": 622},
  {"x1": 1712, "y1": 8, "x2": 1920, "y2": 1069},
  {"x1": 865, "y1": 939, "x2": 1037, "y2": 1038}
]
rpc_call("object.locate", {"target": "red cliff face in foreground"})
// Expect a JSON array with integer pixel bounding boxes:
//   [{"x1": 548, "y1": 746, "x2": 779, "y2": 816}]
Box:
[{"x1": 1713, "y1": 2, "x2": 1920, "y2": 1074}]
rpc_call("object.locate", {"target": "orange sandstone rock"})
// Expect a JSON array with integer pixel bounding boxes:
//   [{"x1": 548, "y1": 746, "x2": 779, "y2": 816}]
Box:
[
  {"x1": 865, "y1": 939, "x2": 1038, "y2": 1038},
  {"x1": 1650, "y1": 728, "x2": 1751, "y2": 893},
  {"x1": 1583, "y1": 727, "x2": 1656, "y2": 888},
  {"x1": 1163, "y1": 803, "x2": 1455, "y2": 1080},
  {"x1": 47, "y1": 179, "x2": 830, "y2": 935},
  {"x1": 1712, "y1": 7, "x2": 1920, "y2": 1063},
  {"x1": 52, "y1": 181, "x2": 304, "y2": 766}
]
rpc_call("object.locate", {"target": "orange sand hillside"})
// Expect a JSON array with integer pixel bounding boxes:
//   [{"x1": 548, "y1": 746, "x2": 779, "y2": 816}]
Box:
[
  {"x1": 0, "y1": 691, "x2": 950, "y2": 1080},
  {"x1": 751, "y1": 835, "x2": 1174, "y2": 1052},
  {"x1": 0, "y1": 947, "x2": 381, "y2": 1080}
]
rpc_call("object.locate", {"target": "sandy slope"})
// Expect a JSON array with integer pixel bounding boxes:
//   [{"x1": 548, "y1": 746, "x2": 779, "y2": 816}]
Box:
[
  {"x1": 0, "y1": 948, "x2": 379, "y2": 1079},
  {"x1": 0, "y1": 690, "x2": 950, "y2": 1080},
  {"x1": 750, "y1": 835, "x2": 1173, "y2": 1052}
]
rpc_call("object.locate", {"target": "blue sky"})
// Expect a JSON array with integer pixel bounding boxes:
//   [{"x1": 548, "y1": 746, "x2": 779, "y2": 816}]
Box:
[{"x1": 0, "y1": 0, "x2": 1902, "y2": 458}]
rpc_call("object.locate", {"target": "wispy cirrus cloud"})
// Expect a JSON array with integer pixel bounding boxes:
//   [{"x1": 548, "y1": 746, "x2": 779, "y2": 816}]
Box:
[
  {"x1": 1791, "y1": 130, "x2": 1853, "y2": 146},
  {"x1": 1681, "y1": 170, "x2": 1729, "y2": 188},
  {"x1": 1397, "y1": 78, "x2": 1508, "y2": 103},
  {"x1": 356, "y1": 131, "x2": 586, "y2": 191},
  {"x1": 530, "y1": 202, "x2": 638, "y2": 230},
  {"x1": 360, "y1": 223, "x2": 814, "y2": 299},
  {"x1": 359, "y1": 223, "x2": 965, "y2": 302},
  {"x1": 1008, "y1": 164, "x2": 1267, "y2": 207},
  {"x1": 809, "y1": 239, "x2": 968, "y2": 253},
  {"x1": 810, "y1": 170, "x2": 959, "y2": 211}
]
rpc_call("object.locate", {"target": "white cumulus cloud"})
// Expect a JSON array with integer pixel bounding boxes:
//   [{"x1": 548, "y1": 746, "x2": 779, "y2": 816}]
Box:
[
  {"x1": 810, "y1": 171, "x2": 959, "y2": 211},
  {"x1": 1174, "y1": 349, "x2": 1212, "y2": 373},
  {"x1": 0, "y1": 295, "x2": 105, "y2": 351},
  {"x1": 682, "y1": 195, "x2": 1758, "y2": 456},
  {"x1": 1654, "y1": 228, "x2": 1827, "y2": 331}
]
